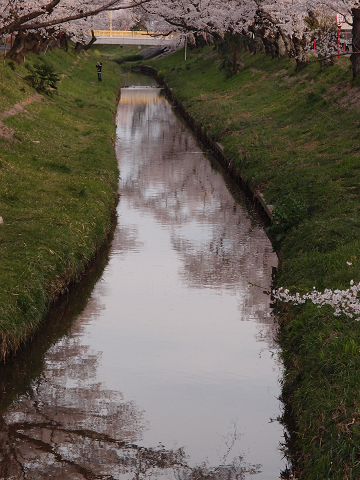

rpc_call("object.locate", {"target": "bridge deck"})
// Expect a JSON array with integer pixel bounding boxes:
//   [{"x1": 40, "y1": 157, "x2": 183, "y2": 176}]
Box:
[{"x1": 92, "y1": 30, "x2": 180, "y2": 46}]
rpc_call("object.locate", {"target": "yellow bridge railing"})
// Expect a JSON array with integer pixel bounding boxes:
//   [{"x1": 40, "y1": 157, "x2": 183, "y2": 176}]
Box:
[{"x1": 92, "y1": 30, "x2": 177, "y2": 38}]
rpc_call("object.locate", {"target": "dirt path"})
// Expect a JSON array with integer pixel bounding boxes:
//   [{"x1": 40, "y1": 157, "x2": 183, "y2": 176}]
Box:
[{"x1": 0, "y1": 93, "x2": 42, "y2": 139}]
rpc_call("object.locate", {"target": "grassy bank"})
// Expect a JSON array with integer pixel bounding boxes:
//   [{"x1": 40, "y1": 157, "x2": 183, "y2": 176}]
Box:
[
  {"x1": 0, "y1": 45, "x2": 137, "y2": 358},
  {"x1": 142, "y1": 48, "x2": 360, "y2": 478}
]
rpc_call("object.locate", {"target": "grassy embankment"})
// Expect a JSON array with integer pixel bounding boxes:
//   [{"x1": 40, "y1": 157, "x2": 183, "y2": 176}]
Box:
[
  {"x1": 0, "y1": 45, "x2": 138, "y2": 359},
  {"x1": 139, "y1": 48, "x2": 360, "y2": 478}
]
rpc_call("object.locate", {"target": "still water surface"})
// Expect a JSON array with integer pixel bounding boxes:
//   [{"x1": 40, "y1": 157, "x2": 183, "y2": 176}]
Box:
[{"x1": 0, "y1": 75, "x2": 286, "y2": 479}]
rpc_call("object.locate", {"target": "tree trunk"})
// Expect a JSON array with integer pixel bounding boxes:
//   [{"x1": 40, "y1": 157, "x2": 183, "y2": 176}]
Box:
[
  {"x1": 59, "y1": 33, "x2": 69, "y2": 52},
  {"x1": 295, "y1": 59, "x2": 308, "y2": 72},
  {"x1": 276, "y1": 33, "x2": 287, "y2": 58},
  {"x1": 192, "y1": 32, "x2": 209, "y2": 48},
  {"x1": 351, "y1": 7, "x2": 360, "y2": 79},
  {"x1": 232, "y1": 48, "x2": 238, "y2": 75},
  {"x1": 6, "y1": 31, "x2": 49, "y2": 63},
  {"x1": 75, "y1": 30, "x2": 97, "y2": 52},
  {"x1": 293, "y1": 36, "x2": 308, "y2": 72},
  {"x1": 320, "y1": 55, "x2": 334, "y2": 68}
]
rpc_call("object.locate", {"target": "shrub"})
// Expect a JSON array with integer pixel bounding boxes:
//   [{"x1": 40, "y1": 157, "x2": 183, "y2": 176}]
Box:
[
  {"x1": 266, "y1": 194, "x2": 308, "y2": 243},
  {"x1": 25, "y1": 58, "x2": 60, "y2": 94}
]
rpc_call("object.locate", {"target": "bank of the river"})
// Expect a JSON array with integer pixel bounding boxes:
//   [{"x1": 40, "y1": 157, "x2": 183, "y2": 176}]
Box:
[
  {"x1": 0, "y1": 45, "x2": 136, "y2": 359},
  {"x1": 135, "y1": 48, "x2": 360, "y2": 479}
]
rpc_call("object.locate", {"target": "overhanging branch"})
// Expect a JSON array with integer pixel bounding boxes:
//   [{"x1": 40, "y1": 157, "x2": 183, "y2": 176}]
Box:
[{"x1": 0, "y1": 0, "x2": 153, "y2": 35}]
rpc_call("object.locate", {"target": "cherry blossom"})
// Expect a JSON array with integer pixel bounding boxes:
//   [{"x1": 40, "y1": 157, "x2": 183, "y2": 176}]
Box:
[
  {"x1": 138, "y1": 0, "x2": 256, "y2": 42},
  {"x1": 0, "y1": 0, "x2": 151, "y2": 37},
  {"x1": 273, "y1": 280, "x2": 360, "y2": 319}
]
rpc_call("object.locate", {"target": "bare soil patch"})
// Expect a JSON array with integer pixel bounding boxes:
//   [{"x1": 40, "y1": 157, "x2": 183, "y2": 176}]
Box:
[{"x1": 0, "y1": 93, "x2": 42, "y2": 139}]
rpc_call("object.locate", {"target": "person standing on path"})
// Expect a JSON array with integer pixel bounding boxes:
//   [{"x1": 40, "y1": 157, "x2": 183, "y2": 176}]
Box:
[{"x1": 96, "y1": 62, "x2": 102, "y2": 82}]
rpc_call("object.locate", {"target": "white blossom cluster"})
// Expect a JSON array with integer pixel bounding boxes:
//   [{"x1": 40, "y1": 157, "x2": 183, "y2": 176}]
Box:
[
  {"x1": 140, "y1": 0, "x2": 257, "y2": 37},
  {"x1": 1, "y1": 0, "x2": 360, "y2": 64},
  {"x1": 1, "y1": 0, "x2": 360, "y2": 38},
  {"x1": 273, "y1": 279, "x2": 360, "y2": 319},
  {"x1": 0, "y1": 0, "x2": 148, "y2": 39}
]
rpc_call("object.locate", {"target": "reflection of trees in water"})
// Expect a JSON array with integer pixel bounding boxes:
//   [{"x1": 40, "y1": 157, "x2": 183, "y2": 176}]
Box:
[
  {"x1": 0, "y1": 324, "x2": 261, "y2": 479},
  {"x1": 116, "y1": 90, "x2": 278, "y2": 345},
  {"x1": 0, "y1": 381, "x2": 260, "y2": 479},
  {"x1": 0, "y1": 413, "x2": 261, "y2": 480},
  {"x1": 0, "y1": 329, "x2": 148, "y2": 479},
  {"x1": 0, "y1": 90, "x2": 274, "y2": 478},
  {"x1": 111, "y1": 223, "x2": 145, "y2": 255},
  {"x1": 178, "y1": 457, "x2": 261, "y2": 480}
]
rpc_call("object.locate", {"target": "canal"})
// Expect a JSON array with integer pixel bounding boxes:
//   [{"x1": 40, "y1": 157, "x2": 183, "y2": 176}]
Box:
[{"x1": 0, "y1": 74, "x2": 287, "y2": 479}]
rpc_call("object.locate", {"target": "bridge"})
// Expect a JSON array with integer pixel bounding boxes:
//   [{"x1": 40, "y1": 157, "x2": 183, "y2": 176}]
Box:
[{"x1": 91, "y1": 30, "x2": 181, "y2": 46}]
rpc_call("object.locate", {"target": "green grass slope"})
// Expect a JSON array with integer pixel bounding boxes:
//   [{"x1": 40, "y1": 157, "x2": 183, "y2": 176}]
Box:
[
  {"x1": 0, "y1": 46, "x2": 129, "y2": 358},
  {"x1": 148, "y1": 47, "x2": 360, "y2": 479}
]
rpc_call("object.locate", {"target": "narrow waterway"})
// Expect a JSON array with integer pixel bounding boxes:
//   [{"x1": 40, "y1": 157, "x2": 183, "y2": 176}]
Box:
[{"x1": 0, "y1": 74, "x2": 287, "y2": 479}]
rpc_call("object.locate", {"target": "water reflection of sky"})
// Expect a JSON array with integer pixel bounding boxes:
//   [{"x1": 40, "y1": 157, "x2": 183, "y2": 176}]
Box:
[
  {"x1": 0, "y1": 81, "x2": 286, "y2": 480},
  {"x1": 106, "y1": 85, "x2": 283, "y2": 475}
]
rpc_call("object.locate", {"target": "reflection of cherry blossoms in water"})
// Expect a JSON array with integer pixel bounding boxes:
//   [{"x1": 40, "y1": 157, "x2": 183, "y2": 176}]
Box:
[
  {"x1": 116, "y1": 86, "x2": 278, "y2": 348},
  {"x1": 0, "y1": 338, "x2": 260, "y2": 479},
  {"x1": 0, "y1": 81, "x2": 285, "y2": 479},
  {"x1": 0, "y1": 331, "x2": 146, "y2": 478},
  {"x1": 1, "y1": 400, "x2": 261, "y2": 479},
  {"x1": 0, "y1": 306, "x2": 261, "y2": 479}
]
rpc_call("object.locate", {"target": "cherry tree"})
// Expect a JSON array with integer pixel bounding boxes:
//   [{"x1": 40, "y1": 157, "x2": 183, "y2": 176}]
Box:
[
  {"x1": 252, "y1": 1, "x2": 331, "y2": 69},
  {"x1": 140, "y1": 0, "x2": 257, "y2": 46},
  {"x1": 138, "y1": 0, "x2": 339, "y2": 70},
  {"x1": 2, "y1": 0, "x2": 360, "y2": 76},
  {"x1": 0, "y1": 0, "x2": 153, "y2": 35},
  {"x1": 257, "y1": 0, "x2": 360, "y2": 76},
  {"x1": 318, "y1": 0, "x2": 360, "y2": 77},
  {"x1": 0, "y1": 0, "x2": 151, "y2": 60}
]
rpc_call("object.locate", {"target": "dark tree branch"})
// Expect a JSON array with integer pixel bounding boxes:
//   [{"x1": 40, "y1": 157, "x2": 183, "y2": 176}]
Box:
[
  {"x1": 0, "y1": 0, "x2": 152, "y2": 35},
  {"x1": 1, "y1": 0, "x2": 61, "y2": 36}
]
